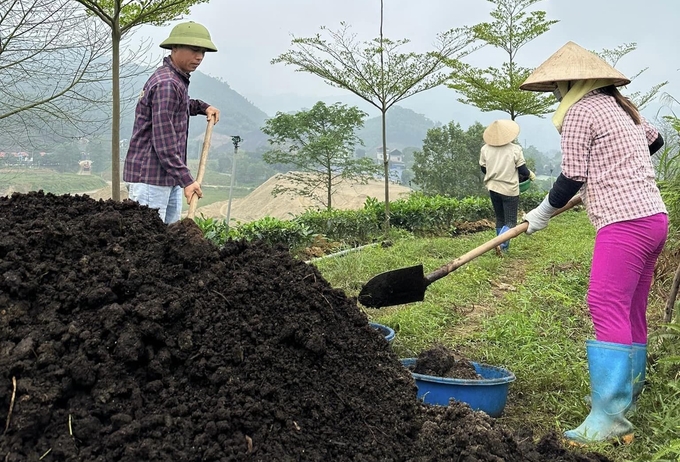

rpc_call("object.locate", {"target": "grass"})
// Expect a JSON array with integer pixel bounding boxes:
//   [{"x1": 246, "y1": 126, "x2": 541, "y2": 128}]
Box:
[
  {"x1": 0, "y1": 170, "x2": 107, "y2": 195},
  {"x1": 0, "y1": 168, "x2": 254, "y2": 211},
  {"x1": 312, "y1": 210, "x2": 680, "y2": 461}
]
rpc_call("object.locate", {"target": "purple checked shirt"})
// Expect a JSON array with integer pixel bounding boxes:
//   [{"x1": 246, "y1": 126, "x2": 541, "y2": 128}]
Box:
[{"x1": 124, "y1": 56, "x2": 210, "y2": 187}]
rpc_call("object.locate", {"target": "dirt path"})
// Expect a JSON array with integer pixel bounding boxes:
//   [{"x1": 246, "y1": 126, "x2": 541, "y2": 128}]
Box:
[{"x1": 448, "y1": 257, "x2": 527, "y2": 339}]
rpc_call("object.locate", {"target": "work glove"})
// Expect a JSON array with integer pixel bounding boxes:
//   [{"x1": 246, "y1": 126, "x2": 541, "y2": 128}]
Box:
[
  {"x1": 523, "y1": 195, "x2": 558, "y2": 235},
  {"x1": 529, "y1": 170, "x2": 536, "y2": 181}
]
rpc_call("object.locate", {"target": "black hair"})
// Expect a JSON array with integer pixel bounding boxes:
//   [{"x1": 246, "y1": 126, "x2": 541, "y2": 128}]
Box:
[{"x1": 600, "y1": 85, "x2": 641, "y2": 125}]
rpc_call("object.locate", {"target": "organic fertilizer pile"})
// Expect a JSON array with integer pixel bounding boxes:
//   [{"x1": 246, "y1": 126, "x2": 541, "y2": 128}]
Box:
[
  {"x1": 411, "y1": 345, "x2": 481, "y2": 380},
  {"x1": 0, "y1": 192, "x2": 611, "y2": 461}
]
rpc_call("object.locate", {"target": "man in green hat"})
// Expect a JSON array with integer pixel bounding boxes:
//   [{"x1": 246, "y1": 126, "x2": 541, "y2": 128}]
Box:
[{"x1": 124, "y1": 21, "x2": 220, "y2": 224}]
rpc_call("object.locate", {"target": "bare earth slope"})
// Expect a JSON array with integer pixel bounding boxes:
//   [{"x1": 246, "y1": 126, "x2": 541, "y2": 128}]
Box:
[{"x1": 195, "y1": 174, "x2": 413, "y2": 222}]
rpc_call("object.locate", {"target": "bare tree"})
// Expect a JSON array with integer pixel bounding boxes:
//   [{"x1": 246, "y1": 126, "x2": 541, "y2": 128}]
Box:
[
  {"x1": 0, "y1": 0, "x2": 114, "y2": 147},
  {"x1": 273, "y1": 0, "x2": 474, "y2": 232},
  {"x1": 73, "y1": 0, "x2": 209, "y2": 201}
]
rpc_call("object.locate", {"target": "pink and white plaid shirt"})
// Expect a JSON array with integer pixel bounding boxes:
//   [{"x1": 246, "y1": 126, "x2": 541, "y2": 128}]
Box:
[{"x1": 560, "y1": 90, "x2": 667, "y2": 230}]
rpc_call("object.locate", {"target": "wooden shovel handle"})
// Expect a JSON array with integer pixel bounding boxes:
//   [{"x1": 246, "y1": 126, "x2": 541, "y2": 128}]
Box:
[
  {"x1": 187, "y1": 119, "x2": 215, "y2": 219},
  {"x1": 425, "y1": 195, "x2": 582, "y2": 284}
]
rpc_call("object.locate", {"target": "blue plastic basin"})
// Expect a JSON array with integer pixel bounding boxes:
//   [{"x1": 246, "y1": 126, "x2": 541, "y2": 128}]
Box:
[
  {"x1": 369, "y1": 322, "x2": 395, "y2": 344},
  {"x1": 400, "y1": 358, "x2": 515, "y2": 417}
]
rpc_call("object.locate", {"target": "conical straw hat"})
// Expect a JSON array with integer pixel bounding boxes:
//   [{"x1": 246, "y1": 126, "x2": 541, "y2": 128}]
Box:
[
  {"x1": 520, "y1": 41, "x2": 630, "y2": 92},
  {"x1": 483, "y1": 119, "x2": 520, "y2": 147}
]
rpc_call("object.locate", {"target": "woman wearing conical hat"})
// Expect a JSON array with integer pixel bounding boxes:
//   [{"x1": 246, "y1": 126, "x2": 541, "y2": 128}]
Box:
[
  {"x1": 521, "y1": 41, "x2": 667, "y2": 445},
  {"x1": 479, "y1": 119, "x2": 535, "y2": 252}
]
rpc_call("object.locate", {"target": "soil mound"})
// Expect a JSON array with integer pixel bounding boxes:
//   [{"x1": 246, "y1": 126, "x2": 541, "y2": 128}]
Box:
[{"x1": 0, "y1": 192, "x2": 610, "y2": 461}]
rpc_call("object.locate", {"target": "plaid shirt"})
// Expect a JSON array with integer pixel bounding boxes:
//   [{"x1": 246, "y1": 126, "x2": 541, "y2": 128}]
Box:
[
  {"x1": 124, "y1": 56, "x2": 209, "y2": 187},
  {"x1": 561, "y1": 90, "x2": 667, "y2": 230}
]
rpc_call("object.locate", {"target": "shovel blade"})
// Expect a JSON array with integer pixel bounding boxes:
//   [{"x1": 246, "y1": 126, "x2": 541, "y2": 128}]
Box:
[{"x1": 358, "y1": 264, "x2": 429, "y2": 308}]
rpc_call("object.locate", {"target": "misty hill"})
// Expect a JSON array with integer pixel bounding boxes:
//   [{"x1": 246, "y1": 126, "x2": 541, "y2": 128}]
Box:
[
  {"x1": 246, "y1": 87, "x2": 564, "y2": 152},
  {"x1": 357, "y1": 106, "x2": 437, "y2": 150},
  {"x1": 189, "y1": 72, "x2": 269, "y2": 140},
  {"x1": 120, "y1": 68, "x2": 270, "y2": 152}
]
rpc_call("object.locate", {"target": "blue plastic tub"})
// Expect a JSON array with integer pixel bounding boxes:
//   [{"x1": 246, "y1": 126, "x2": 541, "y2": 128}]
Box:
[
  {"x1": 400, "y1": 358, "x2": 515, "y2": 417},
  {"x1": 369, "y1": 322, "x2": 395, "y2": 344}
]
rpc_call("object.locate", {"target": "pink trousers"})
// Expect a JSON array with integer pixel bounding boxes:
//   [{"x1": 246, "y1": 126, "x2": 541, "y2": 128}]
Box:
[{"x1": 587, "y1": 213, "x2": 668, "y2": 345}]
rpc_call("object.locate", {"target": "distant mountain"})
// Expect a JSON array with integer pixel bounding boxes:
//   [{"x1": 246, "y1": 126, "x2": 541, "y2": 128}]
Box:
[
  {"x1": 245, "y1": 91, "x2": 439, "y2": 150},
  {"x1": 119, "y1": 69, "x2": 270, "y2": 152},
  {"x1": 186, "y1": 72, "x2": 269, "y2": 146},
  {"x1": 357, "y1": 106, "x2": 438, "y2": 150},
  {"x1": 246, "y1": 87, "x2": 564, "y2": 153}
]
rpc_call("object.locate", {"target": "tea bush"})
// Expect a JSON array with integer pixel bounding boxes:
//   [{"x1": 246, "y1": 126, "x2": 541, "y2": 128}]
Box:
[{"x1": 196, "y1": 191, "x2": 547, "y2": 253}]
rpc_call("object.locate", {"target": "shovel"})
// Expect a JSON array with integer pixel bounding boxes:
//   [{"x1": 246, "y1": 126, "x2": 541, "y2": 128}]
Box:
[
  {"x1": 357, "y1": 196, "x2": 582, "y2": 308},
  {"x1": 187, "y1": 118, "x2": 215, "y2": 220}
]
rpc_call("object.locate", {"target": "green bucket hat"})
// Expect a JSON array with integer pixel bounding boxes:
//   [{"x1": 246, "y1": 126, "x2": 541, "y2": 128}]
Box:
[{"x1": 159, "y1": 21, "x2": 218, "y2": 52}]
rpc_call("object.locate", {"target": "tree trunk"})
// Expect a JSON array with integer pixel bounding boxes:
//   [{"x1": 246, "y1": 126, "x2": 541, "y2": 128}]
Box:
[
  {"x1": 111, "y1": 23, "x2": 121, "y2": 201},
  {"x1": 379, "y1": 0, "x2": 389, "y2": 235},
  {"x1": 327, "y1": 168, "x2": 332, "y2": 211},
  {"x1": 381, "y1": 109, "x2": 390, "y2": 234}
]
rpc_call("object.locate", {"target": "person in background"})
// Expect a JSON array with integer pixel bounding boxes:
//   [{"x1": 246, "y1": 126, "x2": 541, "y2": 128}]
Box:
[
  {"x1": 124, "y1": 21, "x2": 220, "y2": 224},
  {"x1": 520, "y1": 41, "x2": 667, "y2": 445},
  {"x1": 480, "y1": 119, "x2": 535, "y2": 252}
]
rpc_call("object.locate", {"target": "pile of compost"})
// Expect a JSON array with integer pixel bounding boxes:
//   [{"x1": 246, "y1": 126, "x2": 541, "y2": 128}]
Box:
[
  {"x1": 0, "y1": 192, "x2": 610, "y2": 461},
  {"x1": 412, "y1": 344, "x2": 481, "y2": 380}
]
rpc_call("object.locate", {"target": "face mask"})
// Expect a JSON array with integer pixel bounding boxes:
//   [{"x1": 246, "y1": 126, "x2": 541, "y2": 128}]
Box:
[{"x1": 553, "y1": 88, "x2": 563, "y2": 102}]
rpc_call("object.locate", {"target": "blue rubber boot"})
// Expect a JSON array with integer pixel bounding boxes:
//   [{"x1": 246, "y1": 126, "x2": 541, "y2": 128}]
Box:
[
  {"x1": 497, "y1": 225, "x2": 511, "y2": 252},
  {"x1": 564, "y1": 340, "x2": 634, "y2": 445},
  {"x1": 627, "y1": 343, "x2": 647, "y2": 415}
]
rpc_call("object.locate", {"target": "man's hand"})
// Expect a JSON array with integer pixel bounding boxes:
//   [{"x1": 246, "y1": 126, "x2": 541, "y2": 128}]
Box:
[
  {"x1": 184, "y1": 181, "x2": 203, "y2": 204},
  {"x1": 206, "y1": 106, "x2": 220, "y2": 124},
  {"x1": 529, "y1": 170, "x2": 536, "y2": 181}
]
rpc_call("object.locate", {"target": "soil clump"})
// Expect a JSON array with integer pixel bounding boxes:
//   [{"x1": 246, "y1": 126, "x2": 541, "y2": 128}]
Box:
[
  {"x1": 412, "y1": 345, "x2": 481, "y2": 380},
  {"x1": 1, "y1": 192, "x2": 610, "y2": 461}
]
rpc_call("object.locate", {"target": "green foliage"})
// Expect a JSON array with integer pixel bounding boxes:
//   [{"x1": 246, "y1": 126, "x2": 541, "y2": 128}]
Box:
[
  {"x1": 314, "y1": 210, "x2": 680, "y2": 460},
  {"x1": 272, "y1": 24, "x2": 474, "y2": 115},
  {"x1": 656, "y1": 100, "x2": 680, "y2": 230},
  {"x1": 272, "y1": 16, "x2": 475, "y2": 229},
  {"x1": 446, "y1": 0, "x2": 557, "y2": 119},
  {"x1": 195, "y1": 191, "x2": 546, "y2": 254},
  {"x1": 656, "y1": 144, "x2": 680, "y2": 184},
  {"x1": 641, "y1": 323, "x2": 680, "y2": 460},
  {"x1": 76, "y1": 0, "x2": 208, "y2": 31},
  {"x1": 233, "y1": 217, "x2": 314, "y2": 250},
  {"x1": 195, "y1": 215, "x2": 233, "y2": 244},
  {"x1": 0, "y1": 171, "x2": 107, "y2": 195},
  {"x1": 261, "y1": 102, "x2": 380, "y2": 210},
  {"x1": 295, "y1": 206, "x2": 383, "y2": 246},
  {"x1": 594, "y1": 43, "x2": 668, "y2": 111},
  {"x1": 196, "y1": 215, "x2": 315, "y2": 252},
  {"x1": 411, "y1": 121, "x2": 487, "y2": 197}
]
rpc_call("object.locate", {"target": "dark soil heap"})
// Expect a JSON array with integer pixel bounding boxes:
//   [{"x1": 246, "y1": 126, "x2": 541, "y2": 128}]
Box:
[
  {"x1": 412, "y1": 345, "x2": 480, "y2": 380},
  {"x1": 0, "y1": 192, "x2": 610, "y2": 462}
]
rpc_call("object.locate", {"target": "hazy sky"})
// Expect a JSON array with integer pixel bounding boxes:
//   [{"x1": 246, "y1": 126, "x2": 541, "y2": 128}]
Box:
[{"x1": 136, "y1": 0, "x2": 679, "y2": 150}]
